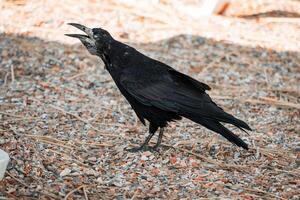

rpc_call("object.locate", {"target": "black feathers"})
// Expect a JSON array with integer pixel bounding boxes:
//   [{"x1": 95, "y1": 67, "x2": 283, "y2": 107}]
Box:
[{"x1": 66, "y1": 23, "x2": 252, "y2": 151}]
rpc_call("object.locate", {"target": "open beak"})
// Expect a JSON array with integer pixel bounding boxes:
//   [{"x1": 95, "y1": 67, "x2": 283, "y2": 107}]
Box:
[
  {"x1": 65, "y1": 23, "x2": 93, "y2": 39},
  {"x1": 65, "y1": 23, "x2": 98, "y2": 55}
]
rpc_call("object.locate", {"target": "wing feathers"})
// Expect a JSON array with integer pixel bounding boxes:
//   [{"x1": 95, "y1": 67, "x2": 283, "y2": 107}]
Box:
[{"x1": 120, "y1": 65, "x2": 251, "y2": 148}]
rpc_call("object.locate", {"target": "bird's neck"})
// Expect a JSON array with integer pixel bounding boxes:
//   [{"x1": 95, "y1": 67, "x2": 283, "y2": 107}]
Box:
[
  {"x1": 100, "y1": 41, "x2": 120, "y2": 68},
  {"x1": 100, "y1": 53, "x2": 111, "y2": 69},
  {"x1": 100, "y1": 40, "x2": 134, "y2": 71}
]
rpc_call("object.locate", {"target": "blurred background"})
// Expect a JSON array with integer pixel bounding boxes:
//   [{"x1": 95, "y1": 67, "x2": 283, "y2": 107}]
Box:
[
  {"x1": 1, "y1": 0, "x2": 300, "y2": 49},
  {"x1": 0, "y1": 0, "x2": 300, "y2": 199}
]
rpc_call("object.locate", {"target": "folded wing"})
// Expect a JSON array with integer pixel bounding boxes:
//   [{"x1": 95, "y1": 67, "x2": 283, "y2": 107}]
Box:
[{"x1": 120, "y1": 64, "x2": 251, "y2": 149}]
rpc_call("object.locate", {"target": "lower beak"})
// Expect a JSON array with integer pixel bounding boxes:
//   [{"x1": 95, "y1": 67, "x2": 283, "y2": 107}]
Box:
[{"x1": 65, "y1": 34, "x2": 88, "y2": 39}]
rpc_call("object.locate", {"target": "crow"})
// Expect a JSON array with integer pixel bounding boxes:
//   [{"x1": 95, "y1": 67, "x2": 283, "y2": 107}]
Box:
[{"x1": 66, "y1": 23, "x2": 252, "y2": 152}]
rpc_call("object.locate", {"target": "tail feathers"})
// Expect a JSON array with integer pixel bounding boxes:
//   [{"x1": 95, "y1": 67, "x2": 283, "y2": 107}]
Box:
[
  {"x1": 230, "y1": 117, "x2": 252, "y2": 131},
  {"x1": 195, "y1": 118, "x2": 249, "y2": 150},
  {"x1": 236, "y1": 126, "x2": 251, "y2": 136},
  {"x1": 215, "y1": 112, "x2": 252, "y2": 131}
]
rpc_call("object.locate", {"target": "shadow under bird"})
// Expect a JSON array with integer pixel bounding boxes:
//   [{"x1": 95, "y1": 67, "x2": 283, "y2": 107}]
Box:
[{"x1": 66, "y1": 23, "x2": 252, "y2": 152}]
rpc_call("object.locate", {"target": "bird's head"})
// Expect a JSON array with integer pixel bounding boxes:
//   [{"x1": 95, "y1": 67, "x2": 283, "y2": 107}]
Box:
[{"x1": 65, "y1": 23, "x2": 113, "y2": 56}]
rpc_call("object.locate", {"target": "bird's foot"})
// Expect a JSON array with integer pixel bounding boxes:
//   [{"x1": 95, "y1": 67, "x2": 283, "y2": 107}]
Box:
[
  {"x1": 125, "y1": 144, "x2": 172, "y2": 153},
  {"x1": 154, "y1": 144, "x2": 176, "y2": 152},
  {"x1": 125, "y1": 145, "x2": 159, "y2": 153}
]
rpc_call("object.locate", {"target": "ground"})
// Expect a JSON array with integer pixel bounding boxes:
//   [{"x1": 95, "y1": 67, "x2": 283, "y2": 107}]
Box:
[{"x1": 0, "y1": 0, "x2": 299, "y2": 199}]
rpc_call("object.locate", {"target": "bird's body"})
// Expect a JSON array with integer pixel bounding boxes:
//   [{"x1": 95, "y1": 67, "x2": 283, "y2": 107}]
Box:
[
  {"x1": 103, "y1": 42, "x2": 181, "y2": 126},
  {"x1": 66, "y1": 24, "x2": 252, "y2": 151}
]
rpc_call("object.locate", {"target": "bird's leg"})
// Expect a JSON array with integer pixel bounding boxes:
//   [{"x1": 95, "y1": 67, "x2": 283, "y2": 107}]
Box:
[
  {"x1": 125, "y1": 125, "x2": 173, "y2": 152},
  {"x1": 153, "y1": 128, "x2": 164, "y2": 149},
  {"x1": 152, "y1": 128, "x2": 173, "y2": 151},
  {"x1": 126, "y1": 128, "x2": 167, "y2": 152},
  {"x1": 125, "y1": 132, "x2": 155, "y2": 152}
]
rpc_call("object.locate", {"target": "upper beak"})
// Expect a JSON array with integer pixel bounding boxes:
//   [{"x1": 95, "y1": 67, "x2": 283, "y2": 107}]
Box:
[{"x1": 65, "y1": 23, "x2": 93, "y2": 39}]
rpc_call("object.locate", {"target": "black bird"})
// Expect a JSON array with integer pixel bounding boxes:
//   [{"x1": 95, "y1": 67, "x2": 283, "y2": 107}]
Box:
[{"x1": 66, "y1": 23, "x2": 252, "y2": 152}]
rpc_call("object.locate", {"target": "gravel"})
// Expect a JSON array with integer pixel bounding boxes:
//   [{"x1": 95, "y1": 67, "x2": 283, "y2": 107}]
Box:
[{"x1": 0, "y1": 0, "x2": 299, "y2": 199}]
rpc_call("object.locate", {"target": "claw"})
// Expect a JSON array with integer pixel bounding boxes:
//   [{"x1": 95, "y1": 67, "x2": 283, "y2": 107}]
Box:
[{"x1": 125, "y1": 145, "x2": 159, "y2": 153}]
